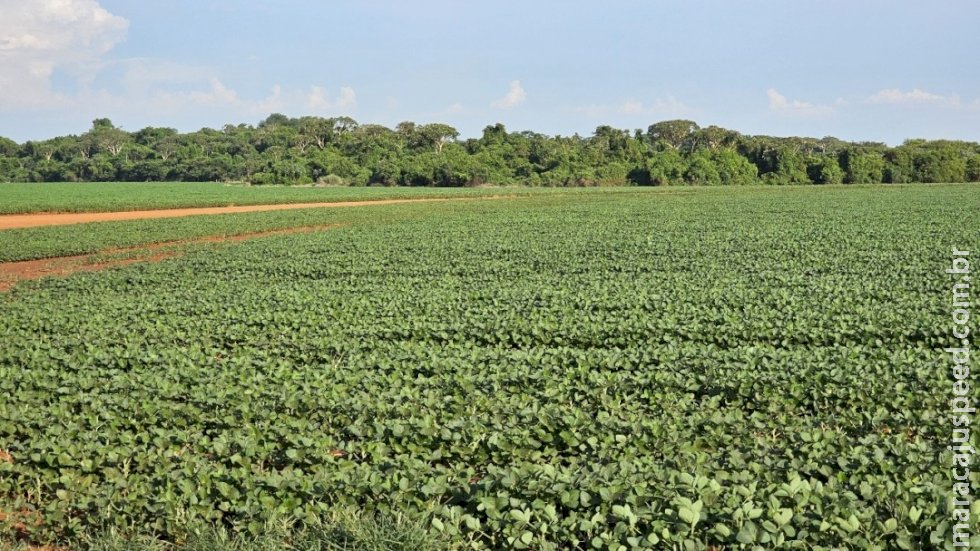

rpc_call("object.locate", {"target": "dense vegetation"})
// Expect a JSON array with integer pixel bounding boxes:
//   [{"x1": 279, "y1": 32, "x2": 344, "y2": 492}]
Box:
[
  {"x1": 2, "y1": 186, "x2": 978, "y2": 549},
  {"x1": 1, "y1": 116, "x2": 979, "y2": 186}
]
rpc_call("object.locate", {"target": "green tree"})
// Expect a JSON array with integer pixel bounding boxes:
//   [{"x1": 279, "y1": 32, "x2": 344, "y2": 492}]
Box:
[
  {"x1": 807, "y1": 156, "x2": 844, "y2": 185},
  {"x1": 760, "y1": 147, "x2": 809, "y2": 185},
  {"x1": 417, "y1": 124, "x2": 460, "y2": 154},
  {"x1": 692, "y1": 126, "x2": 740, "y2": 151},
  {"x1": 684, "y1": 151, "x2": 722, "y2": 185},
  {"x1": 645, "y1": 149, "x2": 686, "y2": 186},
  {"x1": 647, "y1": 120, "x2": 700, "y2": 151},
  {"x1": 884, "y1": 146, "x2": 914, "y2": 183},
  {"x1": 595, "y1": 161, "x2": 628, "y2": 185},
  {"x1": 713, "y1": 149, "x2": 758, "y2": 185},
  {"x1": 0, "y1": 136, "x2": 21, "y2": 157},
  {"x1": 839, "y1": 147, "x2": 885, "y2": 184},
  {"x1": 966, "y1": 155, "x2": 980, "y2": 182},
  {"x1": 911, "y1": 143, "x2": 967, "y2": 182}
]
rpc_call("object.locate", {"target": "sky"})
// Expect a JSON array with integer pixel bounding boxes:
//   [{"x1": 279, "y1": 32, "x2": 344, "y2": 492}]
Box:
[{"x1": 1, "y1": 0, "x2": 979, "y2": 145}]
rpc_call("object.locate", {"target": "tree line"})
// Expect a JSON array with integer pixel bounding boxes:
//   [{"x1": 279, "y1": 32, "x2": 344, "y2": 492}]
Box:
[{"x1": 1, "y1": 115, "x2": 978, "y2": 186}]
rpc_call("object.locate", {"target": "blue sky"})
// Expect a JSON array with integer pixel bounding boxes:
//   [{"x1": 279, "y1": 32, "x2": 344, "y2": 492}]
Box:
[{"x1": 1, "y1": 0, "x2": 978, "y2": 144}]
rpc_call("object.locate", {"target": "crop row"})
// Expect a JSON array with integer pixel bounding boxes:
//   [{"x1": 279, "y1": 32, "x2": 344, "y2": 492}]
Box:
[{"x1": 0, "y1": 182, "x2": 558, "y2": 215}]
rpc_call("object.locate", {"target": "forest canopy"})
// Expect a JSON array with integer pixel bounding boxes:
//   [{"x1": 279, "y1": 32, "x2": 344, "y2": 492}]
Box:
[{"x1": 1, "y1": 116, "x2": 978, "y2": 186}]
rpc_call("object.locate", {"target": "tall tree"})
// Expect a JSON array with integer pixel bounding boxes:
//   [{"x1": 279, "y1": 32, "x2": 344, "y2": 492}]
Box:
[{"x1": 647, "y1": 120, "x2": 700, "y2": 151}]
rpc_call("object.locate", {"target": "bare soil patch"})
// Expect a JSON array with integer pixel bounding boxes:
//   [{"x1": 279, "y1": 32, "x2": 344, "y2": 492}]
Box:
[{"x1": 0, "y1": 224, "x2": 338, "y2": 292}]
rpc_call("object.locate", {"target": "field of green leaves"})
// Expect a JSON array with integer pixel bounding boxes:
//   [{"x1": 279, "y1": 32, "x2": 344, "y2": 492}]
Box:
[
  {"x1": 1, "y1": 185, "x2": 978, "y2": 549},
  {"x1": 0, "y1": 182, "x2": 550, "y2": 215},
  {"x1": 0, "y1": 187, "x2": 643, "y2": 263}
]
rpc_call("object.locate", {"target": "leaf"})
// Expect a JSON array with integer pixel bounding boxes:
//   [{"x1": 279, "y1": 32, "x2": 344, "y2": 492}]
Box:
[
  {"x1": 908, "y1": 506, "x2": 922, "y2": 523},
  {"x1": 736, "y1": 521, "x2": 757, "y2": 544},
  {"x1": 773, "y1": 508, "x2": 793, "y2": 526},
  {"x1": 678, "y1": 506, "x2": 699, "y2": 525},
  {"x1": 836, "y1": 514, "x2": 860, "y2": 533}
]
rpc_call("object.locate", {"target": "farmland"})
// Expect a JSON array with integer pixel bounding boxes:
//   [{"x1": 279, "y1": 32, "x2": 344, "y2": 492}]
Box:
[
  {"x1": 1, "y1": 184, "x2": 978, "y2": 549},
  {"x1": 0, "y1": 182, "x2": 547, "y2": 215}
]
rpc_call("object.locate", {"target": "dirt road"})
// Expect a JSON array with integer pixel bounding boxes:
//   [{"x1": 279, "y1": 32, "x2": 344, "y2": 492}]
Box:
[{"x1": 0, "y1": 224, "x2": 339, "y2": 291}]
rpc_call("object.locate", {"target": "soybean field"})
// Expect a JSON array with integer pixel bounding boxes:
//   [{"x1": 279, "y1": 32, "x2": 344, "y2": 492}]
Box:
[{"x1": 0, "y1": 185, "x2": 978, "y2": 550}]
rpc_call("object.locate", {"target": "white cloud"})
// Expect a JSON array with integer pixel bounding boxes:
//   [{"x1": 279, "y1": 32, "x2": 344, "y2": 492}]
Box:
[
  {"x1": 868, "y1": 88, "x2": 959, "y2": 106},
  {"x1": 307, "y1": 85, "x2": 356, "y2": 112},
  {"x1": 307, "y1": 86, "x2": 330, "y2": 110},
  {"x1": 621, "y1": 99, "x2": 645, "y2": 115},
  {"x1": 134, "y1": 77, "x2": 240, "y2": 115},
  {"x1": 445, "y1": 102, "x2": 464, "y2": 114},
  {"x1": 136, "y1": 78, "x2": 358, "y2": 118},
  {"x1": 570, "y1": 104, "x2": 607, "y2": 118},
  {"x1": 67, "y1": 76, "x2": 360, "y2": 126},
  {"x1": 336, "y1": 87, "x2": 356, "y2": 108},
  {"x1": 246, "y1": 84, "x2": 359, "y2": 116},
  {"x1": 0, "y1": 0, "x2": 128, "y2": 109},
  {"x1": 491, "y1": 80, "x2": 526, "y2": 109},
  {"x1": 767, "y1": 88, "x2": 833, "y2": 117},
  {"x1": 254, "y1": 84, "x2": 284, "y2": 113},
  {"x1": 0, "y1": 0, "x2": 357, "y2": 123},
  {"x1": 0, "y1": 0, "x2": 127, "y2": 53},
  {"x1": 187, "y1": 78, "x2": 239, "y2": 106},
  {"x1": 573, "y1": 96, "x2": 695, "y2": 119},
  {"x1": 620, "y1": 97, "x2": 691, "y2": 117},
  {"x1": 120, "y1": 59, "x2": 211, "y2": 94}
]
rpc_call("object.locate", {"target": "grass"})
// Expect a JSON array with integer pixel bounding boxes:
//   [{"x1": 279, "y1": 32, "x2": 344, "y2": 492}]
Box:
[{"x1": 1, "y1": 509, "x2": 460, "y2": 551}]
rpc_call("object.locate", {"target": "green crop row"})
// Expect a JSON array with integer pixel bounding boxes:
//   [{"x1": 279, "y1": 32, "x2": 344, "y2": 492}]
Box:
[
  {"x1": 0, "y1": 182, "x2": 620, "y2": 215},
  {"x1": 1, "y1": 185, "x2": 978, "y2": 549},
  {"x1": 0, "y1": 187, "x2": 670, "y2": 263},
  {"x1": 0, "y1": 197, "x2": 468, "y2": 263}
]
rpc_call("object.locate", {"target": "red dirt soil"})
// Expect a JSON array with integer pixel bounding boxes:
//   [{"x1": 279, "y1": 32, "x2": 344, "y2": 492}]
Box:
[
  {"x1": 0, "y1": 197, "x2": 477, "y2": 230},
  {"x1": 0, "y1": 224, "x2": 338, "y2": 292}
]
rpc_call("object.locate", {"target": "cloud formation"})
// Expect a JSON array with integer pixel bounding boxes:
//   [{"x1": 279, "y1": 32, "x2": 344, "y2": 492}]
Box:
[
  {"x1": 573, "y1": 97, "x2": 694, "y2": 119},
  {"x1": 767, "y1": 88, "x2": 833, "y2": 117},
  {"x1": 621, "y1": 97, "x2": 692, "y2": 117},
  {"x1": 868, "y1": 88, "x2": 959, "y2": 106},
  {"x1": 307, "y1": 86, "x2": 357, "y2": 112},
  {"x1": 0, "y1": 0, "x2": 358, "y2": 123},
  {"x1": 491, "y1": 80, "x2": 527, "y2": 109},
  {"x1": 155, "y1": 77, "x2": 240, "y2": 109},
  {"x1": 0, "y1": 0, "x2": 128, "y2": 109}
]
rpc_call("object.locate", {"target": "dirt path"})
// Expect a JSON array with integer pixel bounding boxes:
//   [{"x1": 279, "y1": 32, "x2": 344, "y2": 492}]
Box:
[
  {"x1": 0, "y1": 196, "x2": 486, "y2": 230},
  {"x1": 0, "y1": 224, "x2": 339, "y2": 292}
]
